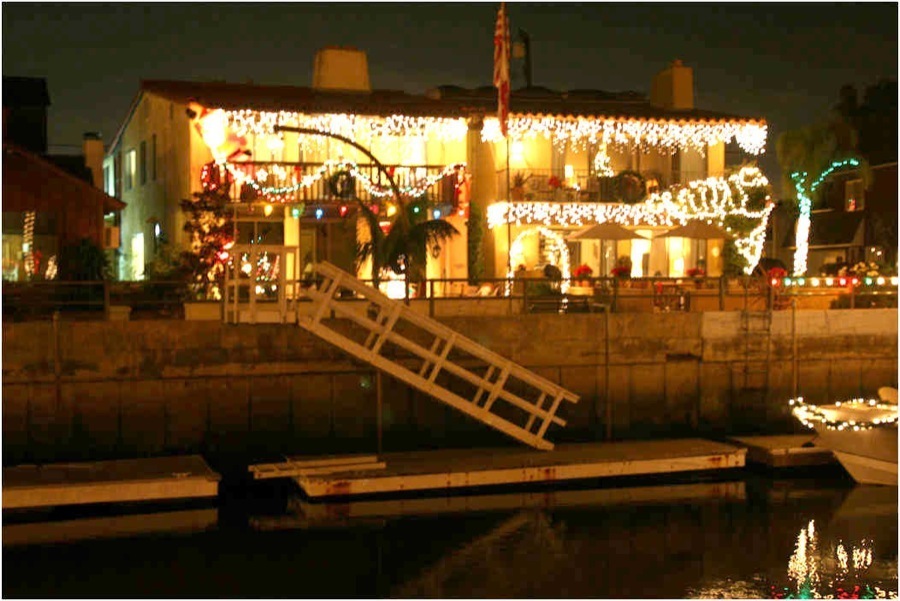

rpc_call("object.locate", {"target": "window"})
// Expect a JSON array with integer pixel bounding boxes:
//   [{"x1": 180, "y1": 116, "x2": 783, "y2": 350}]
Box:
[
  {"x1": 139, "y1": 141, "x2": 147, "y2": 186},
  {"x1": 845, "y1": 179, "x2": 865, "y2": 211},
  {"x1": 151, "y1": 134, "x2": 157, "y2": 181},
  {"x1": 125, "y1": 149, "x2": 136, "y2": 191},
  {"x1": 103, "y1": 165, "x2": 111, "y2": 195}
]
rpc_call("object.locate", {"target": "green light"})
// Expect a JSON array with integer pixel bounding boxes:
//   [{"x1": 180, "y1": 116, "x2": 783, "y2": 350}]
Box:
[
  {"x1": 865, "y1": 277, "x2": 873, "y2": 286},
  {"x1": 783, "y1": 277, "x2": 791, "y2": 286},
  {"x1": 797, "y1": 278, "x2": 805, "y2": 286},
  {"x1": 291, "y1": 207, "x2": 301, "y2": 219}
]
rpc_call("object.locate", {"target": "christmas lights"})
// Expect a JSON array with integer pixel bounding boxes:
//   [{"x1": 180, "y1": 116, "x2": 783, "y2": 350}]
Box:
[
  {"x1": 209, "y1": 160, "x2": 467, "y2": 205},
  {"x1": 481, "y1": 115, "x2": 767, "y2": 155},
  {"x1": 216, "y1": 108, "x2": 767, "y2": 157},
  {"x1": 508, "y1": 227, "x2": 571, "y2": 293},
  {"x1": 789, "y1": 396, "x2": 899, "y2": 431},
  {"x1": 790, "y1": 158, "x2": 860, "y2": 276},
  {"x1": 488, "y1": 166, "x2": 774, "y2": 273},
  {"x1": 23, "y1": 211, "x2": 35, "y2": 278},
  {"x1": 592, "y1": 145, "x2": 614, "y2": 177}
]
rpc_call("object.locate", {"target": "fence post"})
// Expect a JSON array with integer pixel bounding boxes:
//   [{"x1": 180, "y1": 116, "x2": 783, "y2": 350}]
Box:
[
  {"x1": 612, "y1": 277, "x2": 618, "y2": 313},
  {"x1": 103, "y1": 280, "x2": 110, "y2": 315},
  {"x1": 718, "y1": 276, "x2": 725, "y2": 311},
  {"x1": 428, "y1": 280, "x2": 435, "y2": 318}
]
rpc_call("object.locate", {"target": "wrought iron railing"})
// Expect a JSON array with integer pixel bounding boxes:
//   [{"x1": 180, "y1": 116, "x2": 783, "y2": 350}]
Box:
[{"x1": 497, "y1": 168, "x2": 709, "y2": 203}]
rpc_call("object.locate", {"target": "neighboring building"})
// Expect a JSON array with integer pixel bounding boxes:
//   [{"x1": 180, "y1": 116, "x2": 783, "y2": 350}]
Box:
[
  {"x1": 782, "y1": 162, "x2": 898, "y2": 274},
  {"x1": 2, "y1": 76, "x2": 124, "y2": 281},
  {"x1": 106, "y1": 48, "x2": 770, "y2": 284},
  {"x1": 2, "y1": 144, "x2": 125, "y2": 281}
]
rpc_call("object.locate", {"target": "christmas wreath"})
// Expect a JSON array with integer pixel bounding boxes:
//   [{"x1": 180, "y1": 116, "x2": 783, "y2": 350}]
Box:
[
  {"x1": 614, "y1": 170, "x2": 646, "y2": 204},
  {"x1": 328, "y1": 170, "x2": 356, "y2": 199}
]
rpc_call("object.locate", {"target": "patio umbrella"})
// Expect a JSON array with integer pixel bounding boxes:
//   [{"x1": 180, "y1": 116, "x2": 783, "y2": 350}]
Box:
[
  {"x1": 567, "y1": 222, "x2": 648, "y2": 241},
  {"x1": 658, "y1": 221, "x2": 732, "y2": 240}
]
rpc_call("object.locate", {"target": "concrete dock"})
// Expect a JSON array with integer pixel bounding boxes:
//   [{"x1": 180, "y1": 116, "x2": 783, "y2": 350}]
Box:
[
  {"x1": 727, "y1": 434, "x2": 836, "y2": 468},
  {"x1": 2, "y1": 455, "x2": 221, "y2": 510},
  {"x1": 254, "y1": 438, "x2": 747, "y2": 499}
]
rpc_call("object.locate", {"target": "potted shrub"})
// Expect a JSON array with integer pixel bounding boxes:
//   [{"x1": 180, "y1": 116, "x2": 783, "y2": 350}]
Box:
[
  {"x1": 572, "y1": 264, "x2": 593, "y2": 287},
  {"x1": 686, "y1": 266, "x2": 706, "y2": 288},
  {"x1": 511, "y1": 172, "x2": 531, "y2": 201}
]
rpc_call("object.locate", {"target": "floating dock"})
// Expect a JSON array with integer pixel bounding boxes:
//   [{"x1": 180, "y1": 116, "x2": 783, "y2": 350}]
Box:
[
  {"x1": 727, "y1": 434, "x2": 836, "y2": 468},
  {"x1": 2, "y1": 455, "x2": 221, "y2": 510},
  {"x1": 252, "y1": 480, "x2": 747, "y2": 530},
  {"x1": 252, "y1": 439, "x2": 747, "y2": 499}
]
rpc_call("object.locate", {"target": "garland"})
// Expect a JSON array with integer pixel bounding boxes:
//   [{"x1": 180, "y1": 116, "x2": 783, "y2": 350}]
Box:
[{"x1": 789, "y1": 396, "x2": 898, "y2": 431}]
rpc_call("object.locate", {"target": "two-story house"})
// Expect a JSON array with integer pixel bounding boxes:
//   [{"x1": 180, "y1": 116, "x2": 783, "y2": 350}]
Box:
[{"x1": 106, "y1": 48, "x2": 770, "y2": 289}]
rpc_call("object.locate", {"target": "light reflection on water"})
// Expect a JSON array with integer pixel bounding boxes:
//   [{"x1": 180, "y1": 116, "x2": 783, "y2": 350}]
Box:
[{"x1": 2, "y1": 478, "x2": 898, "y2": 598}]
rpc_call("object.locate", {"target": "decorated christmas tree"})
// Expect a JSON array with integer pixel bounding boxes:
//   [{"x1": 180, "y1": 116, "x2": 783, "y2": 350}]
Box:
[{"x1": 180, "y1": 166, "x2": 234, "y2": 299}]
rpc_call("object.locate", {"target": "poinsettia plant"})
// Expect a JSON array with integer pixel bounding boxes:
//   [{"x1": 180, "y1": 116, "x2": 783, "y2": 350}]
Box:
[
  {"x1": 686, "y1": 267, "x2": 706, "y2": 277},
  {"x1": 547, "y1": 175, "x2": 562, "y2": 189},
  {"x1": 768, "y1": 266, "x2": 788, "y2": 280},
  {"x1": 573, "y1": 264, "x2": 593, "y2": 279},
  {"x1": 611, "y1": 265, "x2": 631, "y2": 278}
]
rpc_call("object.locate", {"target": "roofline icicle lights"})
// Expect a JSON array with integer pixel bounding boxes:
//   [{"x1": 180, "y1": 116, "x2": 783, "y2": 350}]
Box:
[
  {"x1": 219, "y1": 109, "x2": 766, "y2": 156},
  {"x1": 481, "y1": 116, "x2": 768, "y2": 155},
  {"x1": 790, "y1": 158, "x2": 861, "y2": 276},
  {"x1": 488, "y1": 166, "x2": 774, "y2": 273}
]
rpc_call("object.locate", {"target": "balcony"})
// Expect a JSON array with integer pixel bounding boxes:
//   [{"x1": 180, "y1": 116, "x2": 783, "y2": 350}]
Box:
[
  {"x1": 213, "y1": 161, "x2": 462, "y2": 208},
  {"x1": 497, "y1": 169, "x2": 708, "y2": 203}
]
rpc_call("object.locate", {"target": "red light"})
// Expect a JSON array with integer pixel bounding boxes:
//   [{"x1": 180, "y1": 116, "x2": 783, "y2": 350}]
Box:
[
  {"x1": 839, "y1": 278, "x2": 847, "y2": 286},
  {"x1": 770, "y1": 278, "x2": 778, "y2": 286},
  {"x1": 851, "y1": 277, "x2": 859, "y2": 286},
  {"x1": 339, "y1": 205, "x2": 349, "y2": 217}
]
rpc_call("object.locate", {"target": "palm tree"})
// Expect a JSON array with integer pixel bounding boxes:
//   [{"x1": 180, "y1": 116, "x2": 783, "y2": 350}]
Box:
[{"x1": 355, "y1": 196, "x2": 459, "y2": 300}]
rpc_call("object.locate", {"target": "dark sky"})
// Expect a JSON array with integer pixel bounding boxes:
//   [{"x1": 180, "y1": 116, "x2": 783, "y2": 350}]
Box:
[{"x1": 3, "y1": 2, "x2": 897, "y2": 189}]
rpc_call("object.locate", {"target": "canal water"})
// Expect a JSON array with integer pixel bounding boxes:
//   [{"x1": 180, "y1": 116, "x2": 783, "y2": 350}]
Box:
[{"x1": 3, "y1": 473, "x2": 897, "y2": 598}]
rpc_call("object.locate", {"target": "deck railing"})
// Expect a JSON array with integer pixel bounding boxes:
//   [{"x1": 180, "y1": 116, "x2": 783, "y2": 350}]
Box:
[{"x1": 3, "y1": 276, "x2": 895, "y2": 321}]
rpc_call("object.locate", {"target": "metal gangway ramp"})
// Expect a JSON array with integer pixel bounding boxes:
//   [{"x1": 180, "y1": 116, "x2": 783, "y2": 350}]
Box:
[{"x1": 298, "y1": 262, "x2": 579, "y2": 450}]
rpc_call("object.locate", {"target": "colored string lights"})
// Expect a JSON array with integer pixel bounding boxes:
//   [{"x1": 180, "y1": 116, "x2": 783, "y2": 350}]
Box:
[{"x1": 790, "y1": 158, "x2": 860, "y2": 276}]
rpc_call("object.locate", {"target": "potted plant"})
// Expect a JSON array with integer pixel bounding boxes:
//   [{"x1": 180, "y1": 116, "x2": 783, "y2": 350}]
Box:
[
  {"x1": 511, "y1": 172, "x2": 531, "y2": 201},
  {"x1": 572, "y1": 264, "x2": 593, "y2": 287},
  {"x1": 686, "y1": 266, "x2": 706, "y2": 288}
]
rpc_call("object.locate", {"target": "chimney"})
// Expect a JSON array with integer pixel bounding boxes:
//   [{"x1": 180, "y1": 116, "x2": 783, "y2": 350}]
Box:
[
  {"x1": 82, "y1": 132, "x2": 104, "y2": 189},
  {"x1": 650, "y1": 59, "x2": 694, "y2": 110},
  {"x1": 312, "y1": 46, "x2": 371, "y2": 92}
]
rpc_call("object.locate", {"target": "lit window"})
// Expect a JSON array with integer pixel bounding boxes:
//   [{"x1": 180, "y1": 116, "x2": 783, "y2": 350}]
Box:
[
  {"x1": 845, "y1": 179, "x2": 864, "y2": 211},
  {"x1": 125, "y1": 149, "x2": 137, "y2": 191}
]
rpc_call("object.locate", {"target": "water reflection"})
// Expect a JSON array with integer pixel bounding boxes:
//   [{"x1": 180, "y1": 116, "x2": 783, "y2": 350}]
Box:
[{"x1": 3, "y1": 478, "x2": 897, "y2": 599}]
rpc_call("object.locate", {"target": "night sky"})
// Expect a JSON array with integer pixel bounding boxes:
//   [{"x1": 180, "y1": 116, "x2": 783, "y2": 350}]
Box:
[{"x1": 3, "y1": 2, "x2": 897, "y2": 191}]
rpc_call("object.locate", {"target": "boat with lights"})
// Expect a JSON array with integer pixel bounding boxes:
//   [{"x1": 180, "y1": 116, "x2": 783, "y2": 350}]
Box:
[{"x1": 789, "y1": 391, "x2": 898, "y2": 486}]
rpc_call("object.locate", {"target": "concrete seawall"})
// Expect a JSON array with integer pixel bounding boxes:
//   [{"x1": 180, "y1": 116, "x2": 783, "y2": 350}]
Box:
[{"x1": 3, "y1": 309, "x2": 896, "y2": 465}]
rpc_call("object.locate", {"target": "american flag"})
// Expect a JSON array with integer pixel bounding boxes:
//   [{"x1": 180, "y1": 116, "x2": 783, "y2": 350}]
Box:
[{"x1": 493, "y1": 2, "x2": 510, "y2": 137}]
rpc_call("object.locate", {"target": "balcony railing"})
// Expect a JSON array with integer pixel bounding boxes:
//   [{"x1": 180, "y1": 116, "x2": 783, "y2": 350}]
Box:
[
  {"x1": 216, "y1": 161, "x2": 460, "y2": 207},
  {"x1": 498, "y1": 169, "x2": 708, "y2": 203}
]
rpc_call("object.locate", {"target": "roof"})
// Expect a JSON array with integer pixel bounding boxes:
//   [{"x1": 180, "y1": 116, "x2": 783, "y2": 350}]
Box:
[
  {"x1": 2, "y1": 76, "x2": 50, "y2": 107},
  {"x1": 138, "y1": 79, "x2": 764, "y2": 123},
  {"x1": 782, "y1": 210, "x2": 865, "y2": 248},
  {"x1": 2, "y1": 144, "x2": 125, "y2": 214},
  {"x1": 46, "y1": 154, "x2": 94, "y2": 184}
]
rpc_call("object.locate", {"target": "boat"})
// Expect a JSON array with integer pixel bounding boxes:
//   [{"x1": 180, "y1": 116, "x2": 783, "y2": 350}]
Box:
[{"x1": 789, "y1": 390, "x2": 898, "y2": 486}]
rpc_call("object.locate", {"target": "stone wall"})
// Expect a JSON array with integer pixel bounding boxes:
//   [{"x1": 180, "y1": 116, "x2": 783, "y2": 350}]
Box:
[{"x1": 2, "y1": 309, "x2": 896, "y2": 467}]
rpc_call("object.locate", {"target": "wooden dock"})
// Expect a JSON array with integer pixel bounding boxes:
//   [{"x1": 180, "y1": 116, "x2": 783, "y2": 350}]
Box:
[
  {"x1": 727, "y1": 434, "x2": 836, "y2": 468},
  {"x1": 2, "y1": 455, "x2": 221, "y2": 510},
  {"x1": 257, "y1": 439, "x2": 747, "y2": 499},
  {"x1": 252, "y1": 481, "x2": 746, "y2": 530}
]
